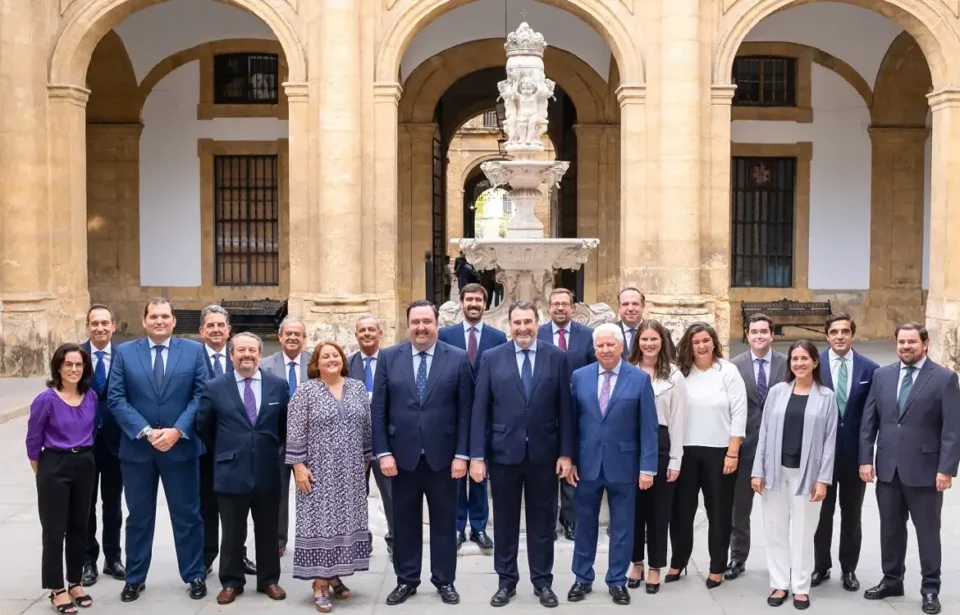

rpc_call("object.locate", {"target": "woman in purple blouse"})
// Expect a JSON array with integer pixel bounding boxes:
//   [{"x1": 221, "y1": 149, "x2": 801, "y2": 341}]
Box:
[{"x1": 26, "y1": 343, "x2": 98, "y2": 613}]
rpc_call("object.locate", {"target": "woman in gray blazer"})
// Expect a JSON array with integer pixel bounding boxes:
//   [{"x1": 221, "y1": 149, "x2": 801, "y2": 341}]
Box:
[{"x1": 751, "y1": 340, "x2": 837, "y2": 610}]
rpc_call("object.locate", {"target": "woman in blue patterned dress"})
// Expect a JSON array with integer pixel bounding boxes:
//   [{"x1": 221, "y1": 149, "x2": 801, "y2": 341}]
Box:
[{"x1": 286, "y1": 340, "x2": 372, "y2": 612}]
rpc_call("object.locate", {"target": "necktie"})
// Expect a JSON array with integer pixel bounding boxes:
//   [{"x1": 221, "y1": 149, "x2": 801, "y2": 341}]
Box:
[
  {"x1": 288, "y1": 361, "x2": 297, "y2": 398},
  {"x1": 213, "y1": 353, "x2": 224, "y2": 376},
  {"x1": 756, "y1": 358, "x2": 767, "y2": 403},
  {"x1": 94, "y1": 351, "x2": 107, "y2": 394},
  {"x1": 153, "y1": 345, "x2": 165, "y2": 389},
  {"x1": 520, "y1": 349, "x2": 533, "y2": 399},
  {"x1": 836, "y1": 357, "x2": 849, "y2": 416},
  {"x1": 416, "y1": 352, "x2": 428, "y2": 401},
  {"x1": 467, "y1": 327, "x2": 478, "y2": 365},
  {"x1": 599, "y1": 370, "x2": 613, "y2": 416},
  {"x1": 364, "y1": 357, "x2": 374, "y2": 393},
  {"x1": 243, "y1": 378, "x2": 258, "y2": 424},
  {"x1": 627, "y1": 328, "x2": 636, "y2": 352},
  {"x1": 898, "y1": 366, "x2": 916, "y2": 415},
  {"x1": 558, "y1": 328, "x2": 568, "y2": 351}
]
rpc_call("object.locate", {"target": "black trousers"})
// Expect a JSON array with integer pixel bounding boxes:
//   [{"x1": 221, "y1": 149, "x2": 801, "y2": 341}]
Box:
[
  {"x1": 199, "y1": 452, "x2": 220, "y2": 568},
  {"x1": 392, "y1": 458, "x2": 457, "y2": 587},
  {"x1": 729, "y1": 450, "x2": 757, "y2": 563},
  {"x1": 670, "y1": 446, "x2": 736, "y2": 575},
  {"x1": 632, "y1": 427, "x2": 674, "y2": 568},
  {"x1": 813, "y1": 454, "x2": 865, "y2": 574},
  {"x1": 278, "y1": 452, "x2": 292, "y2": 548},
  {"x1": 365, "y1": 461, "x2": 395, "y2": 549},
  {"x1": 552, "y1": 479, "x2": 576, "y2": 528},
  {"x1": 37, "y1": 448, "x2": 96, "y2": 589},
  {"x1": 217, "y1": 491, "x2": 281, "y2": 590},
  {"x1": 489, "y1": 458, "x2": 557, "y2": 590},
  {"x1": 876, "y1": 471, "x2": 943, "y2": 593},
  {"x1": 84, "y1": 441, "x2": 123, "y2": 566}
]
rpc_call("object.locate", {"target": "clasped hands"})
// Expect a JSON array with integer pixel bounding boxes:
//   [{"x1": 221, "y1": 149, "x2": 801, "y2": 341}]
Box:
[{"x1": 147, "y1": 427, "x2": 181, "y2": 452}]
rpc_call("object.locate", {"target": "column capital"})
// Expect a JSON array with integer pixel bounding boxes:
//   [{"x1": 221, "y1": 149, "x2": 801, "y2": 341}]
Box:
[
  {"x1": 47, "y1": 83, "x2": 90, "y2": 107},
  {"x1": 86, "y1": 122, "x2": 144, "y2": 138},
  {"x1": 616, "y1": 84, "x2": 646, "y2": 106},
  {"x1": 867, "y1": 125, "x2": 929, "y2": 142},
  {"x1": 927, "y1": 88, "x2": 960, "y2": 111},
  {"x1": 374, "y1": 81, "x2": 403, "y2": 104},
  {"x1": 282, "y1": 81, "x2": 309, "y2": 102},
  {"x1": 710, "y1": 84, "x2": 738, "y2": 104}
]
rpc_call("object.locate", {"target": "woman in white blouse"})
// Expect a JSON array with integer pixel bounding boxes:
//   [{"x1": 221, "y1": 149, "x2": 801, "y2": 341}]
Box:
[
  {"x1": 626, "y1": 320, "x2": 686, "y2": 594},
  {"x1": 666, "y1": 323, "x2": 747, "y2": 589}
]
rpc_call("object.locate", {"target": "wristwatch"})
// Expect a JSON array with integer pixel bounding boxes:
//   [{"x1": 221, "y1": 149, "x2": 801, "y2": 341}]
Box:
[{"x1": 143, "y1": 427, "x2": 154, "y2": 439}]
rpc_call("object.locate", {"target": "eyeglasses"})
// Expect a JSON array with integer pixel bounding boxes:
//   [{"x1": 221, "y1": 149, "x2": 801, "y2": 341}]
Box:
[{"x1": 550, "y1": 302, "x2": 571, "y2": 309}]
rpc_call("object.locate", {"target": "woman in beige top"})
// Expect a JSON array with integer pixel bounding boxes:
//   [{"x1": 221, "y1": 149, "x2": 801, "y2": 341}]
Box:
[{"x1": 625, "y1": 320, "x2": 686, "y2": 594}]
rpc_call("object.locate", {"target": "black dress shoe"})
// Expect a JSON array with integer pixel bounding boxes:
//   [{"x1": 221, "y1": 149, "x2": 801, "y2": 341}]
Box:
[
  {"x1": 490, "y1": 587, "x2": 516, "y2": 607},
  {"x1": 243, "y1": 557, "x2": 257, "y2": 575},
  {"x1": 922, "y1": 592, "x2": 942, "y2": 614},
  {"x1": 724, "y1": 560, "x2": 745, "y2": 580},
  {"x1": 534, "y1": 586, "x2": 559, "y2": 608},
  {"x1": 767, "y1": 590, "x2": 788, "y2": 607},
  {"x1": 436, "y1": 584, "x2": 460, "y2": 604},
  {"x1": 81, "y1": 563, "x2": 98, "y2": 587},
  {"x1": 609, "y1": 585, "x2": 630, "y2": 605},
  {"x1": 471, "y1": 531, "x2": 494, "y2": 551},
  {"x1": 120, "y1": 582, "x2": 145, "y2": 602},
  {"x1": 841, "y1": 571, "x2": 859, "y2": 591},
  {"x1": 810, "y1": 569, "x2": 830, "y2": 587},
  {"x1": 863, "y1": 582, "x2": 905, "y2": 600},
  {"x1": 103, "y1": 561, "x2": 126, "y2": 580},
  {"x1": 386, "y1": 583, "x2": 417, "y2": 605},
  {"x1": 189, "y1": 578, "x2": 207, "y2": 600},
  {"x1": 793, "y1": 595, "x2": 810, "y2": 610},
  {"x1": 567, "y1": 582, "x2": 592, "y2": 602},
  {"x1": 456, "y1": 531, "x2": 466, "y2": 550},
  {"x1": 562, "y1": 523, "x2": 576, "y2": 541}
]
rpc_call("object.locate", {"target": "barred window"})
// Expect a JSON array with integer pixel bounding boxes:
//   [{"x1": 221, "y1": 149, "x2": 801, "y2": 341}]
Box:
[
  {"x1": 483, "y1": 110, "x2": 499, "y2": 127},
  {"x1": 214, "y1": 155, "x2": 280, "y2": 286},
  {"x1": 732, "y1": 56, "x2": 797, "y2": 107},
  {"x1": 213, "y1": 53, "x2": 279, "y2": 104},
  {"x1": 730, "y1": 157, "x2": 796, "y2": 288}
]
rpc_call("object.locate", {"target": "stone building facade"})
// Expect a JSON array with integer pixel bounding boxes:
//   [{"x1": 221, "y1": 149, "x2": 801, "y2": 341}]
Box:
[{"x1": 0, "y1": 0, "x2": 958, "y2": 376}]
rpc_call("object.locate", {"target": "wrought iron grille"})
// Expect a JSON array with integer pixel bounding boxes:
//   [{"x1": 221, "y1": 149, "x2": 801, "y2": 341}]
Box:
[
  {"x1": 213, "y1": 53, "x2": 279, "y2": 104},
  {"x1": 732, "y1": 56, "x2": 797, "y2": 107},
  {"x1": 483, "y1": 110, "x2": 499, "y2": 127},
  {"x1": 730, "y1": 156, "x2": 796, "y2": 288},
  {"x1": 214, "y1": 155, "x2": 280, "y2": 286}
]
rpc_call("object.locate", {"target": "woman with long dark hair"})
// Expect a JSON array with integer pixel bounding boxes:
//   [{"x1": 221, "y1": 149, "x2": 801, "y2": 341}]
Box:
[{"x1": 625, "y1": 320, "x2": 686, "y2": 594}]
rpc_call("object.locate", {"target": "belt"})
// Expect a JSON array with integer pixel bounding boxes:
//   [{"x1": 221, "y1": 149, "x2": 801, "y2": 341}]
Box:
[{"x1": 45, "y1": 446, "x2": 93, "y2": 454}]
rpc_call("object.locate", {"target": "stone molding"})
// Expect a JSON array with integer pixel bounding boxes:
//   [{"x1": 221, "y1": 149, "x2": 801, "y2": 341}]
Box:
[
  {"x1": 615, "y1": 84, "x2": 646, "y2": 106},
  {"x1": 283, "y1": 81, "x2": 309, "y2": 101},
  {"x1": 927, "y1": 88, "x2": 960, "y2": 111},
  {"x1": 373, "y1": 81, "x2": 403, "y2": 103},
  {"x1": 48, "y1": 84, "x2": 91, "y2": 107}
]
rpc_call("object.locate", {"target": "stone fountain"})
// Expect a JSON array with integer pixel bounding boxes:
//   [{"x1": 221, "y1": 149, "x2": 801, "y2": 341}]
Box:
[{"x1": 440, "y1": 21, "x2": 614, "y2": 330}]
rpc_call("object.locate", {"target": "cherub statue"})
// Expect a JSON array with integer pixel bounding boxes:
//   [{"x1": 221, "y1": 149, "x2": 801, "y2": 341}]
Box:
[
  {"x1": 497, "y1": 79, "x2": 519, "y2": 144},
  {"x1": 514, "y1": 76, "x2": 540, "y2": 146}
]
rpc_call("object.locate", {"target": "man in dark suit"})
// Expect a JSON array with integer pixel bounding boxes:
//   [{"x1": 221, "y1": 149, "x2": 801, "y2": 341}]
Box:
[
  {"x1": 196, "y1": 332, "x2": 288, "y2": 605},
  {"x1": 469, "y1": 300, "x2": 574, "y2": 608},
  {"x1": 372, "y1": 300, "x2": 474, "y2": 606},
  {"x1": 348, "y1": 314, "x2": 394, "y2": 557},
  {"x1": 81, "y1": 304, "x2": 125, "y2": 587},
  {"x1": 725, "y1": 313, "x2": 787, "y2": 580},
  {"x1": 615, "y1": 287, "x2": 675, "y2": 359},
  {"x1": 108, "y1": 298, "x2": 209, "y2": 602},
  {"x1": 567, "y1": 323, "x2": 659, "y2": 605},
  {"x1": 439, "y1": 282, "x2": 507, "y2": 553},
  {"x1": 812, "y1": 313, "x2": 878, "y2": 591},
  {"x1": 537, "y1": 287, "x2": 595, "y2": 541},
  {"x1": 860, "y1": 322, "x2": 960, "y2": 615}
]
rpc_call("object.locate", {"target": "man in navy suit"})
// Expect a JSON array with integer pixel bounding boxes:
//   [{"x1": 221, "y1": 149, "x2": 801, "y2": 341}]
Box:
[
  {"x1": 469, "y1": 300, "x2": 574, "y2": 608},
  {"x1": 81, "y1": 305, "x2": 125, "y2": 587},
  {"x1": 438, "y1": 283, "x2": 507, "y2": 553},
  {"x1": 615, "y1": 287, "x2": 675, "y2": 359},
  {"x1": 108, "y1": 298, "x2": 209, "y2": 602},
  {"x1": 811, "y1": 313, "x2": 878, "y2": 592},
  {"x1": 566, "y1": 323, "x2": 658, "y2": 605},
  {"x1": 372, "y1": 300, "x2": 474, "y2": 606},
  {"x1": 196, "y1": 332, "x2": 288, "y2": 605},
  {"x1": 537, "y1": 287, "x2": 595, "y2": 540}
]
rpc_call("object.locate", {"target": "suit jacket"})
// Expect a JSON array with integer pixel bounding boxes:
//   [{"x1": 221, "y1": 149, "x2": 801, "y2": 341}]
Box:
[
  {"x1": 860, "y1": 358, "x2": 960, "y2": 487},
  {"x1": 203, "y1": 346, "x2": 233, "y2": 379},
  {"x1": 819, "y1": 348, "x2": 879, "y2": 463},
  {"x1": 616, "y1": 320, "x2": 676, "y2": 359},
  {"x1": 107, "y1": 337, "x2": 209, "y2": 462},
  {"x1": 195, "y1": 370, "x2": 289, "y2": 494},
  {"x1": 82, "y1": 341, "x2": 121, "y2": 456},
  {"x1": 261, "y1": 349, "x2": 312, "y2": 386},
  {"x1": 347, "y1": 350, "x2": 378, "y2": 384},
  {"x1": 731, "y1": 349, "x2": 788, "y2": 459},
  {"x1": 469, "y1": 341, "x2": 575, "y2": 465},
  {"x1": 371, "y1": 341, "x2": 474, "y2": 472},
  {"x1": 537, "y1": 321, "x2": 596, "y2": 376},
  {"x1": 571, "y1": 361, "x2": 659, "y2": 483},
  {"x1": 438, "y1": 323, "x2": 508, "y2": 371}
]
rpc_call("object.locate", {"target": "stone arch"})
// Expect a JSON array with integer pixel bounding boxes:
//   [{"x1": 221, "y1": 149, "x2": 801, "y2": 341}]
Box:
[
  {"x1": 872, "y1": 31, "x2": 932, "y2": 126},
  {"x1": 461, "y1": 153, "x2": 506, "y2": 188},
  {"x1": 50, "y1": 0, "x2": 306, "y2": 86},
  {"x1": 378, "y1": 0, "x2": 643, "y2": 85},
  {"x1": 86, "y1": 30, "x2": 140, "y2": 122}
]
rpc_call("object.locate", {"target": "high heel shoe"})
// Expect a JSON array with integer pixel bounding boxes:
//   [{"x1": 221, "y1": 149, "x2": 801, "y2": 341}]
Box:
[
  {"x1": 627, "y1": 565, "x2": 644, "y2": 589},
  {"x1": 705, "y1": 575, "x2": 722, "y2": 589},
  {"x1": 646, "y1": 568, "x2": 661, "y2": 594},
  {"x1": 664, "y1": 567, "x2": 686, "y2": 583}
]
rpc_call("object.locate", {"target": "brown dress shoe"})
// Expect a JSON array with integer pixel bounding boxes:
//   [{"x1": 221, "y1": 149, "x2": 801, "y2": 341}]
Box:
[
  {"x1": 217, "y1": 587, "x2": 243, "y2": 604},
  {"x1": 259, "y1": 584, "x2": 287, "y2": 600}
]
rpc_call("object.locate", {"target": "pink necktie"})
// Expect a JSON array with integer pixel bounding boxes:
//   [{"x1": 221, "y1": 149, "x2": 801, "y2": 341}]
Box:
[
  {"x1": 558, "y1": 328, "x2": 567, "y2": 351},
  {"x1": 599, "y1": 371, "x2": 612, "y2": 416},
  {"x1": 467, "y1": 327, "x2": 478, "y2": 364}
]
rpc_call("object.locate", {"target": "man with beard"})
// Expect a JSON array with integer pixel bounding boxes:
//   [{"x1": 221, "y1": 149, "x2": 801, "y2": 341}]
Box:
[
  {"x1": 372, "y1": 300, "x2": 473, "y2": 606},
  {"x1": 469, "y1": 300, "x2": 574, "y2": 608},
  {"x1": 439, "y1": 283, "x2": 507, "y2": 553},
  {"x1": 615, "y1": 288, "x2": 675, "y2": 359}
]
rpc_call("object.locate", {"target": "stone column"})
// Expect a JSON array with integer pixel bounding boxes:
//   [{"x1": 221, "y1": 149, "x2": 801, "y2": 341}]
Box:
[
  {"x1": 397, "y1": 122, "x2": 439, "y2": 308},
  {"x1": 284, "y1": 82, "x2": 311, "y2": 298},
  {"x1": 618, "y1": 85, "x2": 650, "y2": 287},
  {"x1": 373, "y1": 82, "x2": 402, "y2": 342},
  {"x1": 576, "y1": 123, "x2": 619, "y2": 303}
]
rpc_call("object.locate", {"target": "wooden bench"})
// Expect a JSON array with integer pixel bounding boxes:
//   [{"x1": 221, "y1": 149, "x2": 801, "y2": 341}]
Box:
[
  {"x1": 220, "y1": 299, "x2": 288, "y2": 335},
  {"x1": 740, "y1": 298, "x2": 832, "y2": 342}
]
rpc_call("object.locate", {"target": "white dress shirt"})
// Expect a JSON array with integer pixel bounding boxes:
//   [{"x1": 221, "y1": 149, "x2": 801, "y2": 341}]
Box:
[
  {"x1": 90, "y1": 342, "x2": 111, "y2": 375},
  {"x1": 682, "y1": 359, "x2": 748, "y2": 447},
  {"x1": 828, "y1": 348, "x2": 853, "y2": 399},
  {"x1": 552, "y1": 322, "x2": 571, "y2": 347},
  {"x1": 150, "y1": 338, "x2": 171, "y2": 370},
  {"x1": 752, "y1": 348, "x2": 772, "y2": 383},
  {"x1": 897, "y1": 356, "x2": 927, "y2": 398},
  {"x1": 359, "y1": 349, "x2": 380, "y2": 378},
  {"x1": 234, "y1": 370, "x2": 262, "y2": 415},
  {"x1": 412, "y1": 344, "x2": 435, "y2": 379},
  {"x1": 598, "y1": 360, "x2": 622, "y2": 399},
  {"x1": 285, "y1": 352, "x2": 302, "y2": 388},
  {"x1": 206, "y1": 345, "x2": 228, "y2": 374},
  {"x1": 462, "y1": 320, "x2": 485, "y2": 347},
  {"x1": 514, "y1": 341, "x2": 537, "y2": 373}
]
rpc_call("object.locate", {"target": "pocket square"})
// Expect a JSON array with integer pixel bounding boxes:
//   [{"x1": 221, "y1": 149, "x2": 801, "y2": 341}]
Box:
[
  {"x1": 269, "y1": 402, "x2": 280, "y2": 405},
  {"x1": 859, "y1": 380, "x2": 869, "y2": 384}
]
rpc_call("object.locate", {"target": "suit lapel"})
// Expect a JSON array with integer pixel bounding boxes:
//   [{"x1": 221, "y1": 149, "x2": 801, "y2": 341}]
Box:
[
  {"x1": 137, "y1": 339, "x2": 161, "y2": 397},
  {"x1": 847, "y1": 352, "x2": 863, "y2": 399},
  {"x1": 738, "y1": 356, "x2": 760, "y2": 407},
  {"x1": 507, "y1": 345, "x2": 526, "y2": 399},
  {"x1": 820, "y1": 352, "x2": 834, "y2": 390},
  {"x1": 400, "y1": 345, "x2": 420, "y2": 401},
  {"x1": 770, "y1": 353, "x2": 786, "y2": 386},
  {"x1": 529, "y1": 345, "x2": 547, "y2": 397},
  {"x1": 422, "y1": 344, "x2": 447, "y2": 403},
  {"x1": 585, "y1": 364, "x2": 601, "y2": 418},
  {"x1": 253, "y1": 378, "x2": 275, "y2": 427},
  {"x1": 159, "y1": 338, "x2": 184, "y2": 398},
  {"x1": 603, "y1": 367, "x2": 628, "y2": 420},
  {"x1": 900, "y1": 360, "x2": 933, "y2": 419},
  {"x1": 228, "y1": 375, "x2": 252, "y2": 424}
]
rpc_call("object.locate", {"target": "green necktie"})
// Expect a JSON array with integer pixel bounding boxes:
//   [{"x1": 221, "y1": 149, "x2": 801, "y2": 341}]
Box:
[
  {"x1": 898, "y1": 366, "x2": 916, "y2": 416},
  {"x1": 836, "y1": 357, "x2": 848, "y2": 416}
]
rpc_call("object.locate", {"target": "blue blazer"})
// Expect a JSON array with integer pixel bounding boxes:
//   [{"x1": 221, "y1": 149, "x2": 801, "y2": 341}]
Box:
[
  {"x1": 537, "y1": 321, "x2": 596, "y2": 376},
  {"x1": 82, "y1": 341, "x2": 121, "y2": 457},
  {"x1": 195, "y1": 371, "x2": 289, "y2": 494},
  {"x1": 819, "y1": 348, "x2": 878, "y2": 463},
  {"x1": 438, "y1": 323, "x2": 508, "y2": 371},
  {"x1": 107, "y1": 337, "x2": 209, "y2": 462},
  {"x1": 371, "y1": 341, "x2": 474, "y2": 472},
  {"x1": 470, "y1": 341, "x2": 576, "y2": 465},
  {"x1": 571, "y1": 361, "x2": 659, "y2": 483}
]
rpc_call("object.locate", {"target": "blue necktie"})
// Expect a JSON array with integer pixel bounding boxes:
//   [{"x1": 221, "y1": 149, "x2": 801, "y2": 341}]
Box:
[
  {"x1": 756, "y1": 358, "x2": 768, "y2": 403},
  {"x1": 288, "y1": 361, "x2": 297, "y2": 398},
  {"x1": 416, "y1": 352, "x2": 428, "y2": 401},
  {"x1": 520, "y1": 349, "x2": 533, "y2": 400},
  {"x1": 212, "y1": 353, "x2": 224, "y2": 376},
  {"x1": 153, "y1": 345, "x2": 165, "y2": 389},
  {"x1": 94, "y1": 351, "x2": 107, "y2": 394},
  {"x1": 364, "y1": 357, "x2": 374, "y2": 393}
]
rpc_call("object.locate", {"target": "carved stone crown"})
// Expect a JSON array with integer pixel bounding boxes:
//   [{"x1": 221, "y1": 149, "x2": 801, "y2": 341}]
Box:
[{"x1": 505, "y1": 22, "x2": 547, "y2": 58}]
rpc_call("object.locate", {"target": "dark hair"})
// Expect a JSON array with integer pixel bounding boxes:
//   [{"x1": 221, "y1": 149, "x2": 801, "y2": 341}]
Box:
[
  {"x1": 86, "y1": 304, "x2": 115, "y2": 323},
  {"x1": 459, "y1": 283, "x2": 488, "y2": 302},
  {"x1": 47, "y1": 343, "x2": 93, "y2": 393},
  {"x1": 676, "y1": 322, "x2": 723, "y2": 376},
  {"x1": 824, "y1": 312, "x2": 857, "y2": 335},
  {"x1": 627, "y1": 319, "x2": 672, "y2": 381},
  {"x1": 143, "y1": 297, "x2": 173, "y2": 318},
  {"x1": 745, "y1": 312, "x2": 774, "y2": 334},
  {"x1": 785, "y1": 339, "x2": 824, "y2": 386},
  {"x1": 406, "y1": 300, "x2": 439, "y2": 321},
  {"x1": 508, "y1": 300, "x2": 538, "y2": 322},
  {"x1": 895, "y1": 321, "x2": 928, "y2": 343},
  {"x1": 617, "y1": 287, "x2": 645, "y2": 304},
  {"x1": 307, "y1": 341, "x2": 349, "y2": 379}
]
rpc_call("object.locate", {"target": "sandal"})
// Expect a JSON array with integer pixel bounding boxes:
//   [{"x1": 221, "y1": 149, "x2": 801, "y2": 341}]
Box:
[
  {"x1": 49, "y1": 589, "x2": 78, "y2": 614},
  {"x1": 67, "y1": 584, "x2": 92, "y2": 608},
  {"x1": 313, "y1": 581, "x2": 332, "y2": 613},
  {"x1": 330, "y1": 578, "x2": 351, "y2": 599}
]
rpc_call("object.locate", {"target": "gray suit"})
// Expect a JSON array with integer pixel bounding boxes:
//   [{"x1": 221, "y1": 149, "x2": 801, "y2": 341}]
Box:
[
  {"x1": 860, "y1": 358, "x2": 960, "y2": 593},
  {"x1": 729, "y1": 349, "x2": 787, "y2": 564},
  {"x1": 261, "y1": 349, "x2": 312, "y2": 550}
]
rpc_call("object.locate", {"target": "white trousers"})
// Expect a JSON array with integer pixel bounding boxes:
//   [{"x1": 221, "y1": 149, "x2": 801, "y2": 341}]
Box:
[{"x1": 761, "y1": 466, "x2": 822, "y2": 594}]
